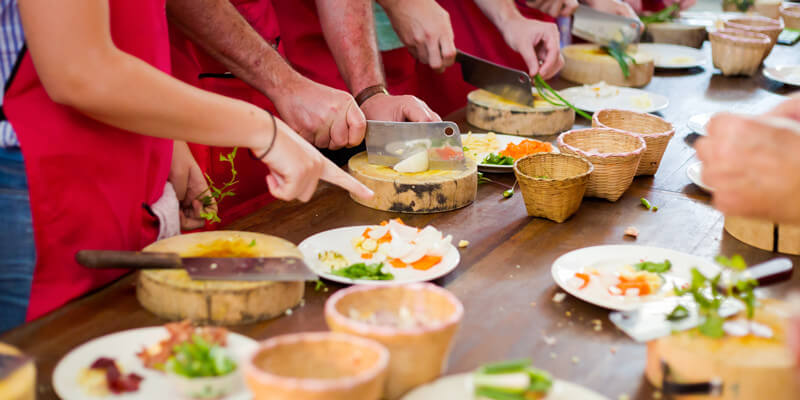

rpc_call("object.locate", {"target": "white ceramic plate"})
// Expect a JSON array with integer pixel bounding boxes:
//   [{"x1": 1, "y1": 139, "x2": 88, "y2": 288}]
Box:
[
  {"x1": 637, "y1": 43, "x2": 707, "y2": 69},
  {"x1": 687, "y1": 112, "x2": 712, "y2": 136},
  {"x1": 462, "y1": 133, "x2": 557, "y2": 173},
  {"x1": 763, "y1": 65, "x2": 800, "y2": 87},
  {"x1": 551, "y1": 245, "x2": 720, "y2": 311},
  {"x1": 299, "y1": 226, "x2": 460, "y2": 285},
  {"x1": 686, "y1": 161, "x2": 713, "y2": 192},
  {"x1": 558, "y1": 86, "x2": 669, "y2": 113},
  {"x1": 401, "y1": 373, "x2": 608, "y2": 400},
  {"x1": 53, "y1": 327, "x2": 257, "y2": 400}
]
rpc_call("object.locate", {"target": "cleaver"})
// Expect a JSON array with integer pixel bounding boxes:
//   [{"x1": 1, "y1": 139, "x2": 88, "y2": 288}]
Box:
[
  {"x1": 455, "y1": 50, "x2": 535, "y2": 107},
  {"x1": 610, "y1": 257, "x2": 793, "y2": 342},
  {"x1": 76, "y1": 250, "x2": 317, "y2": 282},
  {"x1": 365, "y1": 120, "x2": 466, "y2": 170},
  {"x1": 572, "y1": 5, "x2": 644, "y2": 47}
]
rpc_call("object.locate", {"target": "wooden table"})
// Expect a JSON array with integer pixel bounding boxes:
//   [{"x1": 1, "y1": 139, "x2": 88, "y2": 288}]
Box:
[{"x1": 4, "y1": 43, "x2": 799, "y2": 400}]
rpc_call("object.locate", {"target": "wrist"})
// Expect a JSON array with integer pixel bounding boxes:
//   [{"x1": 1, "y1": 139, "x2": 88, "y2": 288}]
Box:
[
  {"x1": 250, "y1": 111, "x2": 279, "y2": 157},
  {"x1": 355, "y1": 84, "x2": 389, "y2": 107}
]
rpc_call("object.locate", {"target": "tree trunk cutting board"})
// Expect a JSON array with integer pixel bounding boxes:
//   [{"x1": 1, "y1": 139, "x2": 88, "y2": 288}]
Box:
[
  {"x1": 137, "y1": 231, "x2": 305, "y2": 325},
  {"x1": 724, "y1": 216, "x2": 800, "y2": 255},
  {"x1": 347, "y1": 152, "x2": 477, "y2": 213},
  {"x1": 466, "y1": 89, "x2": 575, "y2": 136},
  {"x1": 561, "y1": 44, "x2": 655, "y2": 88}
]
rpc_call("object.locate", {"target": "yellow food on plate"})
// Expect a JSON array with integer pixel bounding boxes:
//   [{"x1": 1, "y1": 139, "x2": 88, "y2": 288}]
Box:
[
  {"x1": 631, "y1": 94, "x2": 653, "y2": 110},
  {"x1": 462, "y1": 132, "x2": 501, "y2": 162}
]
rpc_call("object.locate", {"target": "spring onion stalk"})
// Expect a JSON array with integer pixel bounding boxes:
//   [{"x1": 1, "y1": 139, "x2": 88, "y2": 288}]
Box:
[
  {"x1": 533, "y1": 75, "x2": 592, "y2": 120},
  {"x1": 640, "y1": 4, "x2": 679, "y2": 24},
  {"x1": 606, "y1": 42, "x2": 637, "y2": 78}
]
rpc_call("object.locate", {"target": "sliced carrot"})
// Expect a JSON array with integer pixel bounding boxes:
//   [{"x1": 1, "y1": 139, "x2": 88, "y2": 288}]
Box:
[
  {"x1": 411, "y1": 255, "x2": 442, "y2": 271},
  {"x1": 362, "y1": 228, "x2": 372, "y2": 239},
  {"x1": 574, "y1": 272, "x2": 590, "y2": 289},
  {"x1": 361, "y1": 253, "x2": 373, "y2": 259},
  {"x1": 499, "y1": 139, "x2": 553, "y2": 159},
  {"x1": 389, "y1": 258, "x2": 407, "y2": 268},
  {"x1": 377, "y1": 232, "x2": 392, "y2": 244},
  {"x1": 615, "y1": 277, "x2": 652, "y2": 296}
]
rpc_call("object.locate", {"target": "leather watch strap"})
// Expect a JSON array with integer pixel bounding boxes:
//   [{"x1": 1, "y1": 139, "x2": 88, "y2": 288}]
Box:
[{"x1": 355, "y1": 84, "x2": 389, "y2": 106}]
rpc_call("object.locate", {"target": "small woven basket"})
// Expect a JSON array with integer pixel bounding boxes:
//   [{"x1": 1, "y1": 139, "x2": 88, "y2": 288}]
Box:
[
  {"x1": 709, "y1": 29, "x2": 772, "y2": 76},
  {"x1": 592, "y1": 109, "x2": 675, "y2": 176},
  {"x1": 557, "y1": 128, "x2": 645, "y2": 202},
  {"x1": 514, "y1": 153, "x2": 593, "y2": 223},
  {"x1": 723, "y1": 16, "x2": 784, "y2": 59},
  {"x1": 781, "y1": 3, "x2": 800, "y2": 30}
]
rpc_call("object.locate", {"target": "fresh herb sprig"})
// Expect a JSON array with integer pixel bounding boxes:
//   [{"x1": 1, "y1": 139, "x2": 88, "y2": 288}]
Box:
[
  {"x1": 165, "y1": 334, "x2": 237, "y2": 378},
  {"x1": 197, "y1": 148, "x2": 240, "y2": 223},
  {"x1": 640, "y1": 4, "x2": 679, "y2": 24},
  {"x1": 605, "y1": 42, "x2": 637, "y2": 78},
  {"x1": 533, "y1": 75, "x2": 592, "y2": 120},
  {"x1": 483, "y1": 153, "x2": 515, "y2": 166},
  {"x1": 634, "y1": 260, "x2": 672, "y2": 273},
  {"x1": 331, "y1": 262, "x2": 394, "y2": 281},
  {"x1": 478, "y1": 172, "x2": 516, "y2": 199}
]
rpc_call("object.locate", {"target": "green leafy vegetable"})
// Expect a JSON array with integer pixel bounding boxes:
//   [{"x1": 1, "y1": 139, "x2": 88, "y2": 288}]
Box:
[
  {"x1": 473, "y1": 358, "x2": 553, "y2": 400},
  {"x1": 714, "y1": 254, "x2": 747, "y2": 271},
  {"x1": 666, "y1": 304, "x2": 689, "y2": 321},
  {"x1": 331, "y1": 262, "x2": 394, "y2": 281},
  {"x1": 166, "y1": 334, "x2": 237, "y2": 378},
  {"x1": 197, "y1": 148, "x2": 240, "y2": 224},
  {"x1": 479, "y1": 358, "x2": 532, "y2": 374},
  {"x1": 640, "y1": 4, "x2": 679, "y2": 24},
  {"x1": 605, "y1": 42, "x2": 637, "y2": 78},
  {"x1": 248, "y1": 239, "x2": 256, "y2": 247},
  {"x1": 634, "y1": 260, "x2": 672, "y2": 273},
  {"x1": 483, "y1": 153, "x2": 515, "y2": 165},
  {"x1": 533, "y1": 75, "x2": 592, "y2": 120}
]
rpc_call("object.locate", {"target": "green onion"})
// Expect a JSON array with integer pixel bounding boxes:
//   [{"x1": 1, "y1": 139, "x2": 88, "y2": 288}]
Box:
[
  {"x1": 640, "y1": 4, "x2": 679, "y2": 24},
  {"x1": 640, "y1": 197, "x2": 653, "y2": 210},
  {"x1": 606, "y1": 42, "x2": 637, "y2": 78},
  {"x1": 666, "y1": 304, "x2": 689, "y2": 321},
  {"x1": 479, "y1": 358, "x2": 532, "y2": 374},
  {"x1": 634, "y1": 260, "x2": 672, "y2": 273},
  {"x1": 533, "y1": 75, "x2": 592, "y2": 120},
  {"x1": 330, "y1": 262, "x2": 394, "y2": 280}
]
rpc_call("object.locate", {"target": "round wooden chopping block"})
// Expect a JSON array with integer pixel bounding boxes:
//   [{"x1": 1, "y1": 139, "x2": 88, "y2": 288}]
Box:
[
  {"x1": 137, "y1": 231, "x2": 305, "y2": 325},
  {"x1": 724, "y1": 216, "x2": 800, "y2": 255},
  {"x1": 0, "y1": 343, "x2": 35, "y2": 400},
  {"x1": 465, "y1": 89, "x2": 575, "y2": 136},
  {"x1": 561, "y1": 44, "x2": 655, "y2": 88},
  {"x1": 347, "y1": 152, "x2": 477, "y2": 213},
  {"x1": 645, "y1": 299, "x2": 799, "y2": 400},
  {"x1": 646, "y1": 23, "x2": 708, "y2": 48}
]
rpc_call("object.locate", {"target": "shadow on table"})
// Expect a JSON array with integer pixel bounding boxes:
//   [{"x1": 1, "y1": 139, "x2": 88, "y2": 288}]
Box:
[{"x1": 655, "y1": 66, "x2": 706, "y2": 77}]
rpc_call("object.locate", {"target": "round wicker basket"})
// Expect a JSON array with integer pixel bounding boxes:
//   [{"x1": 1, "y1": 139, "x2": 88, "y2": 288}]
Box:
[
  {"x1": 514, "y1": 153, "x2": 593, "y2": 223},
  {"x1": 557, "y1": 128, "x2": 645, "y2": 202},
  {"x1": 723, "y1": 15, "x2": 783, "y2": 59},
  {"x1": 592, "y1": 109, "x2": 675, "y2": 176},
  {"x1": 709, "y1": 29, "x2": 771, "y2": 76},
  {"x1": 780, "y1": 3, "x2": 800, "y2": 30}
]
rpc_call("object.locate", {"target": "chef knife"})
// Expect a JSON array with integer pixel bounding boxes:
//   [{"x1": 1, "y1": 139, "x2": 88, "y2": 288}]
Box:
[
  {"x1": 572, "y1": 5, "x2": 644, "y2": 47},
  {"x1": 609, "y1": 257, "x2": 793, "y2": 342},
  {"x1": 76, "y1": 250, "x2": 317, "y2": 282},
  {"x1": 365, "y1": 120, "x2": 466, "y2": 170},
  {"x1": 455, "y1": 50, "x2": 535, "y2": 107}
]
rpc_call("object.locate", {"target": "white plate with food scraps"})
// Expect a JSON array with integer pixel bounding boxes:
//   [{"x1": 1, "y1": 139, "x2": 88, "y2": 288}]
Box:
[
  {"x1": 558, "y1": 83, "x2": 669, "y2": 113},
  {"x1": 401, "y1": 373, "x2": 608, "y2": 400},
  {"x1": 53, "y1": 327, "x2": 257, "y2": 400},
  {"x1": 299, "y1": 223, "x2": 460, "y2": 286},
  {"x1": 763, "y1": 65, "x2": 800, "y2": 87},
  {"x1": 636, "y1": 43, "x2": 707, "y2": 69},
  {"x1": 686, "y1": 161, "x2": 713, "y2": 192},
  {"x1": 462, "y1": 132, "x2": 557, "y2": 173},
  {"x1": 551, "y1": 245, "x2": 721, "y2": 311}
]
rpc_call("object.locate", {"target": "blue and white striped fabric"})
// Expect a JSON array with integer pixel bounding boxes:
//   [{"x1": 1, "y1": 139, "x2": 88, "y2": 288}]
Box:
[{"x1": 0, "y1": 0, "x2": 24, "y2": 148}]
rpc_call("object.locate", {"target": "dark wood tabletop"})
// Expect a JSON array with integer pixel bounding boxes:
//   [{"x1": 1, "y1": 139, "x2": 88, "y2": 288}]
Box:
[{"x1": 4, "y1": 42, "x2": 799, "y2": 400}]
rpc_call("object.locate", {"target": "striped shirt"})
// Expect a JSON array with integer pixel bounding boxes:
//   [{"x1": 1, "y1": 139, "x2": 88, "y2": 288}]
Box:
[{"x1": 0, "y1": 0, "x2": 24, "y2": 148}]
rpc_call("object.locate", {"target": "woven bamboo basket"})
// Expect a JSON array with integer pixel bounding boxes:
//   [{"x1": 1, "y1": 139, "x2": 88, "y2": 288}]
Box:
[
  {"x1": 514, "y1": 153, "x2": 593, "y2": 223},
  {"x1": 592, "y1": 109, "x2": 675, "y2": 176},
  {"x1": 709, "y1": 29, "x2": 772, "y2": 76},
  {"x1": 723, "y1": 16, "x2": 784, "y2": 59},
  {"x1": 780, "y1": 3, "x2": 800, "y2": 30},
  {"x1": 557, "y1": 128, "x2": 645, "y2": 202}
]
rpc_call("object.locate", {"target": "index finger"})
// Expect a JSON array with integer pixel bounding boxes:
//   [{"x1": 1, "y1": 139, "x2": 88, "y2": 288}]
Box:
[{"x1": 321, "y1": 158, "x2": 375, "y2": 200}]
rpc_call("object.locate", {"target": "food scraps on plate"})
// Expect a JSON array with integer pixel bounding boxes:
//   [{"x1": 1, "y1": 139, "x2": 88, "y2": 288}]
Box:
[{"x1": 571, "y1": 260, "x2": 673, "y2": 298}]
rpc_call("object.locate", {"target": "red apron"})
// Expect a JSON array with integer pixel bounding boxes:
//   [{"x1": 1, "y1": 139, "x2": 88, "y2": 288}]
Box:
[
  {"x1": 169, "y1": 0, "x2": 281, "y2": 225},
  {"x1": 4, "y1": 0, "x2": 174, "y2": 320},
  {"x1": 271, "y1": 0, "x2": 555, "y2": 117}
]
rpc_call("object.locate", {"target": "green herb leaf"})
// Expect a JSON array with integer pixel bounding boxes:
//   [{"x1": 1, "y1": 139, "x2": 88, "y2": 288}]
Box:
[
  {"x1": 634, "y1": 260, "x2": 672, "y2": 273},
  {"x1": 479, "y1": 358, "x2": 532, "y2": 374},
  {"x1": 483, "y1": 153, "x2": 515, "y2": 165},
  {"x1": 640, "y1": 4, "x2": 679, "y2": 24},
  {"x1": 714, "y1": 254, "x2": 747, "y2": 271},
  {"x1": 196, "y1": 147, "x2": 240, "y2": 224},
  {"x1": 248, "y1": 239, "x2": 256, "y2": 247},
  {"x1": 666, "y1": 304, "x2": 689, "y2": 321},
  {"x1": 330, "y1": 262, "x2": 394, "y2": 280},
  {"x1": 314, "y1": 279, "x2": 327, "y2": 291},
  {"x1": 503, "y1": 189, "x2": 514, "y2": 198},
  {"x1": 698, "y1": 313, "x2": 725, "y2": 338}
]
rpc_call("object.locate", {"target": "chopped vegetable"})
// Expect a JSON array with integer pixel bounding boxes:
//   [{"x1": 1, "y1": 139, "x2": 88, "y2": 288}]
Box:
[
  {"x1": 666, "y1": 304, "x2": 689, "y2": 321},
  {"x1": 318, "y1": 250, "x2": 349, "y2": 271},
  {"x1": 498, "y1": 140, "x2": 552, "y2": 160},
  {"x1": 640, "y1": 197, "x2": 653, "y2": 210},
  {"x1": 624, "y1": 226, "x2": 639, "y2": 239},
  {"x1": 330, "y1": 262, "x2": 394, "y2": 280},
  {"x1": 533, "y1": 75, "x2": 593, "y2": 120},
  {"x1": 248, "y1": 239, "x2": 256, "y2": 247},
  {"x1": 483, "y1": 153, "x2": 515, "y2": 165},
  {"x1": 165, "y1": 334, "x2": 237, "y2": 378},
  {"x1": 634, "y1": 260, "x2": 672, "y2": 274},
  {"x1": 605, "y1": 42, "x2": 637, "y2": 78},
  {"x1": 640, "y1": 4, "x2": 679, "y2": 24},
  {"x1": 458, "y1": 240, "x2": 470, "y2": 248},
  {"x1": 473, "y1": 358, "x2": 553, "y2": 400},
  {"x1": 410, "y1": 255, "x2": 442, "y2": 271},
  {"x1": 574, "y1": 272, "x2": 591, "y2": 289}
]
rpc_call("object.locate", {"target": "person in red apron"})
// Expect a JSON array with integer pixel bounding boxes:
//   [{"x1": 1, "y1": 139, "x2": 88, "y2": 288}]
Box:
[
  {"x1": 167, "y1": 0, "x2": 440, "y2": 225},
  {"x1": 0, "y1": 0, "x2": 371, "y2": 332}
]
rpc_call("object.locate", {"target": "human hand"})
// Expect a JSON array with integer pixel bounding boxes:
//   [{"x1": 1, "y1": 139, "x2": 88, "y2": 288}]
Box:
[
  {"x1": 586, "y1": 0, "x2": 640, "y2": 18},
  {"x1": 271, "y1": 75, "x2": 366, "y2": 151},
  {"x1": 360, "y1": 93, "x2": 441, "y2": 122},
  {"x1": 500, "y1": 18, "x2": 564, "y2": 79},
  {"x1": 526, "y1": 0, "x2": 579, "y2": 18},
  {"x1": 695, "y1": 112, "x2": 800, "y2": 224},
  {"x1": 169, "y1": 141, "x2": 216, "y2": 230},
  {"x1": 380, "y1": 0, "x2": 456, "y2": 71},
  {"x1": 253, "y1": 117, "x2": 374, "y2": 202}
]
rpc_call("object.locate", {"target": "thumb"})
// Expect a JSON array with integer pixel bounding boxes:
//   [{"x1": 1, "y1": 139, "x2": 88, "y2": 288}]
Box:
[
  {"x1": 320, "y1": 158, "x2": 374, "y2": 199},
  {"x1": 346, "y1": 102, "x2": 367, "y2": 147},
  {"x1": 401, "y1": 98, "x2": 437, "y2": 122}
]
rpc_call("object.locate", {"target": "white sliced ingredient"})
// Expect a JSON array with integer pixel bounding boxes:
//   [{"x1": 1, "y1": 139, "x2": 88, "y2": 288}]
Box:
[
  {"x1": 393, "y1": 151, "x2": 429, "y2": 173},
  {"x1": 473, "y1": 372, "x2": 530, "y2": 391}
]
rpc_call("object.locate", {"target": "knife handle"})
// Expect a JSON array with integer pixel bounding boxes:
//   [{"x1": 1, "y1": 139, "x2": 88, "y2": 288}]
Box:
[
  {"x1": 75, "y1": 250, "x2": 182, "y2": 270},
  {"x1": 747, "y1": 257, "x2": 793, "y2": 287}
]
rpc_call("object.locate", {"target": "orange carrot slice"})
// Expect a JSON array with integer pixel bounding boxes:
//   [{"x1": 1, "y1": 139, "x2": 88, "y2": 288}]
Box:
[
  {"x1": 574, "y1": 272, "x2": 590, "y2": 289},
  {"x1": 390, "y1": 258, "x2": 407, "y2": 268},
  {"x1": 411, "y1": 255, "x2": 442, "y2": 271}
]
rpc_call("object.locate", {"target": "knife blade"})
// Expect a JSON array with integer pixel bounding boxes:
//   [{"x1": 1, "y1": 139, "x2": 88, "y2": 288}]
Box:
[
  {"x1": 610, "y1": 258, "x2": 793, "y2": 342},
  {"x1": 455, "y1": 50, "x2": 535, "y2": 107},
  {"x1": 76, "y1": 250, "x2": 317, "y2": 282},
  {"x1": 572, "y1": 5, "x2": 644, "y2": 47},
  {"x1": 365, "y1": 120, "x2": 466, "y2": 170}
]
